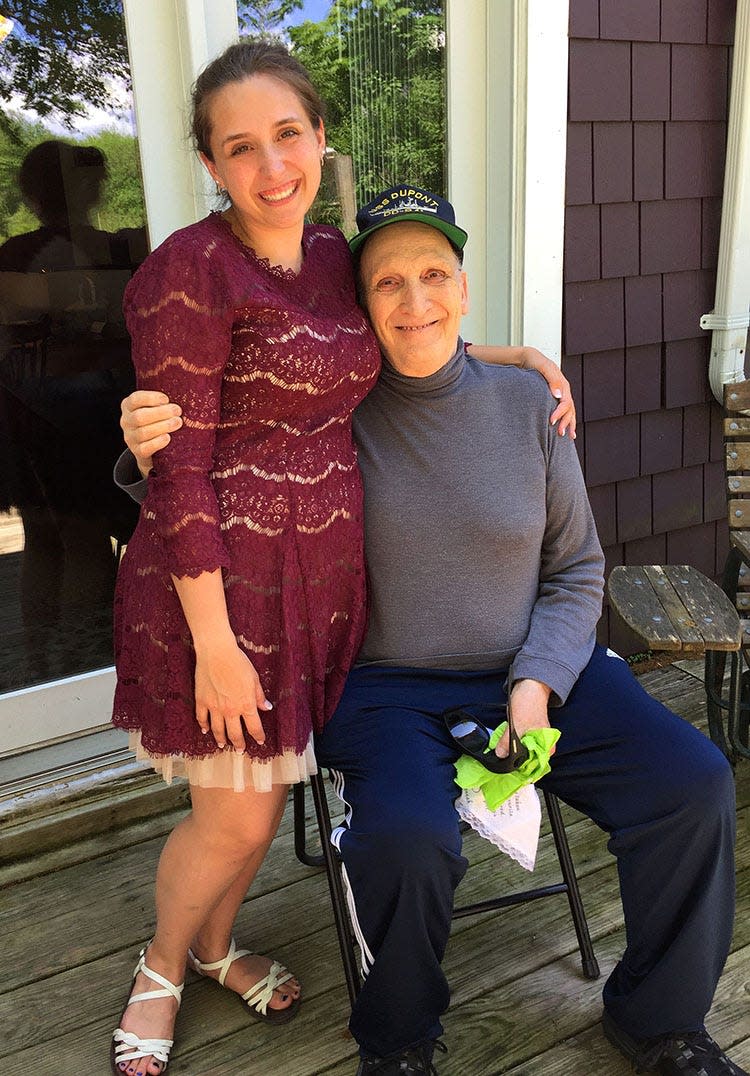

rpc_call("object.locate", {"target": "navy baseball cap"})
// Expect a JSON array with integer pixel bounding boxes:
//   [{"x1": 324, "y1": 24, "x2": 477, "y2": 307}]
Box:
[{"x1": 349, "y1": 184, "x2": 468, "y2": 255}]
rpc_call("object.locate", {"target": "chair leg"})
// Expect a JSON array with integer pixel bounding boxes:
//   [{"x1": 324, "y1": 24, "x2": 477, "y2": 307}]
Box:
[
  {"x1": 292, "y1": 782, "x2": 324, "y2": 868},
  {"x1": 544, "y1": 790, "x2": 600, "y2": 980},
  {"x1": 308, "y1": 773, "x2": 362, "y2": 1006}
]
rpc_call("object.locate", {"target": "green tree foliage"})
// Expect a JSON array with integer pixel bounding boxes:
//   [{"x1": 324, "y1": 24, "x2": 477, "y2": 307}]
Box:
[
  {"x1": 0, "y1": 0, "x2": 129, "y2": 138},
  {"x1": 238, "y1": 0, "x2": 304, "y2": 39},
  {"x1": 289, "y1": 0, "x2": 446, "y2": 206}
]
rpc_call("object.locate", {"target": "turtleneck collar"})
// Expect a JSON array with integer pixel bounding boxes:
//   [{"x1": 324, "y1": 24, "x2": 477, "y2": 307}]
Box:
[{"x1": 378, "y1": 338, "x2": 466, "y2": 396}]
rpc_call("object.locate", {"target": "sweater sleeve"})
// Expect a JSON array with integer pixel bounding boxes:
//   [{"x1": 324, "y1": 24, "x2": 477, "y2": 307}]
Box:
[
  {"x1": 508, "y1": 422, "x2": 605, "y2": 704},
  {"x1": 123, "y1": 230, "x2": 233, "y2": 578},
  {"x1": 113, "y1": 449, "x2": 147, "y2": 504}
]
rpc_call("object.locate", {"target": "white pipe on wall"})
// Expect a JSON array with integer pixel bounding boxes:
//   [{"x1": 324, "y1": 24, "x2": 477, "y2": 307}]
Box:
[{"x1": 703, "y1": 0, "x2": 750, "y2": 401}]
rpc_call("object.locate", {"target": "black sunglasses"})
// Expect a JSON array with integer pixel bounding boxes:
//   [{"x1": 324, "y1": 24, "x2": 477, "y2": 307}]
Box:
[{"x1": 442, "y1": 704, "x2": 529, "y2": 774}]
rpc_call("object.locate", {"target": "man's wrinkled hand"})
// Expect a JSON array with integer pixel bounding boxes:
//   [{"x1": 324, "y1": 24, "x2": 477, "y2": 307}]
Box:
[{"x1": 495, "y1": 678, "x2": 553, "y2": 759}]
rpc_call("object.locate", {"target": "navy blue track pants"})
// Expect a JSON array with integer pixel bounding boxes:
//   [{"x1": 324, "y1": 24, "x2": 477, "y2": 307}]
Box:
[{"x1": 314, "y1": 645, "x2": 737, "y2": 1059}]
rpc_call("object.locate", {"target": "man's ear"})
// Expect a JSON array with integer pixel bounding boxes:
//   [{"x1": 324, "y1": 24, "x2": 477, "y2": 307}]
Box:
[{"x1": 460, "y1": 270, "x2": 469, "y2": 316}]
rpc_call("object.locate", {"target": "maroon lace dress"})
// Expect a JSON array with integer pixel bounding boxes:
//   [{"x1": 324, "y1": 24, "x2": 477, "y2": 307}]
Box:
[{"x1": 112, "y1": 214, "x2": 381, "y2": 791}]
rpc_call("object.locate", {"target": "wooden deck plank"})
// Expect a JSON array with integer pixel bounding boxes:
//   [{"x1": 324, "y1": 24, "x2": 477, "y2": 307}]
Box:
[{"x1": 1, "y1": 664, "x2": 748, "y2": 1076}]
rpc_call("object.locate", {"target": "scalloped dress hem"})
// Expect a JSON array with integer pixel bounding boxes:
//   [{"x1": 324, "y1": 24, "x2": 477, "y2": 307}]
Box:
[{"x1": 129, "y1": 730, "x2": 317, "y2": 793}]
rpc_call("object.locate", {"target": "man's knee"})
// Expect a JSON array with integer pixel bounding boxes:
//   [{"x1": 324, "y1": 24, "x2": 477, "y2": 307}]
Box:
[{"x1": 343, "y1": 801, "x2": 465, "y2": 884}]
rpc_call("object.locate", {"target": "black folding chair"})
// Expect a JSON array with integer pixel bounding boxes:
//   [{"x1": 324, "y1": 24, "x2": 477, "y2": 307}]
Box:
[{"x1": 293, "y1": 772, "x2": 600, "y2": 1006}]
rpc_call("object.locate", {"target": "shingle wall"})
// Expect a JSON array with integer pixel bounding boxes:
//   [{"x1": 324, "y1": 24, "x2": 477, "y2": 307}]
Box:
[{"x1": 564, "y1": 0, "x2": 737, "y2": 653}]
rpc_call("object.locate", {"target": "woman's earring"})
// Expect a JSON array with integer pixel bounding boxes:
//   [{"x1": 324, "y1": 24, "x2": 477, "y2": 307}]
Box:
[{"x1": 216, "y1": 182, "x2": 225, "y2": 195}]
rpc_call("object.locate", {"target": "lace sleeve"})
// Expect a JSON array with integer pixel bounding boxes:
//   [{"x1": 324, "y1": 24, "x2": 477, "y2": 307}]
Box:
[{"x1": 123, "y1": 230, "x2": 234, "y2": 578}]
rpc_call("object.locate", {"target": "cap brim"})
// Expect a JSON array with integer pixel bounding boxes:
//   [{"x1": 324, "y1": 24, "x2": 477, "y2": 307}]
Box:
[{"x1": 349, "y1": 213, "x2": 468, "y2": 254}]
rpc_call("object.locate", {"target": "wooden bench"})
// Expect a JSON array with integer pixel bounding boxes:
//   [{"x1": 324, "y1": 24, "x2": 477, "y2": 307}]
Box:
[
  {"x1": 607, "y1": 563, "x2": 744, "y2": 759},
  {"x1": 606, "y1": 380, "x2": 750, "y2": 762}
]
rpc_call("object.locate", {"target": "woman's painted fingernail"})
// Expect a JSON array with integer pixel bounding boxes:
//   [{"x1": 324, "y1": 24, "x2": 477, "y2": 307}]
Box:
[
  {"x1": 201, "y1": 727, "x2": 209, "y2": 735},
  {"x1": 553, "y1": 389, "x2": 562, "y2": 398},
  {"x1": 263, "y1": 700, "x2": 273, "y2": 711}
]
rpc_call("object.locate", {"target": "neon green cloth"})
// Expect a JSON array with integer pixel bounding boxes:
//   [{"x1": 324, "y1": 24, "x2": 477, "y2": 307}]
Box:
[{"x1": 454, "y1": 722, "x2": 561, "y2": 811}]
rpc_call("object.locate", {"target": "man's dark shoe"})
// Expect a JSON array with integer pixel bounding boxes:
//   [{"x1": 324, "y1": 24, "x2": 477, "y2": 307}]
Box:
[
  {"x1": 355, "y1": 1039, "x2": 447, "y2": 1075},
  {"x1": 603, "y1": 1009, "x2": 748, "y2": 1075}
]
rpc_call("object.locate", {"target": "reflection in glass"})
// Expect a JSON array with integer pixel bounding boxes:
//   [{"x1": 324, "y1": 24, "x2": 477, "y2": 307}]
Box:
[
  {"x1": 0, "y1": 3, "x2": 145, "y2": 693},
  {"x1": 268, "y1": 0, "x2": 447, "y2": 233}
]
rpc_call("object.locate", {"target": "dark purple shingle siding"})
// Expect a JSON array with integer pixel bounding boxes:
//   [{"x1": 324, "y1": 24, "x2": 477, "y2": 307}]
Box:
[
  {"x1": 671, "y1": 45, "x2": 729, "y2": 120},
  {"x1": 565, "y1": 278, "x2": 625, "y2": 354},
  {"x1": 667, "y1": 522, "x2": 717, "y2": 578},
  {"x1": 640, "y1": 199, "x2": 702, "y2": 275},
  {"x1": 625, "y1": 276, "x2": 663, "y2": 348},
  {"x1": 569, "y1": 41, "x2": 631, "y2": 121},
  {"x1": 701, "y1": 197, "x2": 723, "y2": 269},
  {"x1": 589, "y1": 482, "x2": 618, "y2": 546},
  {"x1": 632, "y1": 43, "x2": 671, "y2": 119},
  {"x1": 582, "y1": 348, "x2": 625, "y2": 421},
  {"x1": 593, "y1": 123, "x2": 633, "y2": 203},
  {"x1": 664, "y1": 338, "x2": 711, "y2": 407},
  {"x1": 584, "y1": 413, "x2": 640, "y2": 486},
  {"x1": 641, "y1": 407, "x2": 683, "y2": 474},
  {"x1": 569, "y1": 0, "x2": 599, "y2": 38},
  {"x1": 634, "y1": 123, "x2": 665, "y2": 201},
  {"x1": 564, "y1": 3, "x2": 735, "y2": 643},
  {"x1": 704, "y1": 458, "x2": 727, "y2": 521},
  {"x1": 626, "y1": 343, "x2": 663, "y2": 413},
  {"x1": 662, "y1": 269, "x2": 715, "y2": 340},
  {"x1": 665, "y1": 122, "x2": 727, "y2": 199},
  {"x1": 682, "y1": 402, "x2": 712, "y2": 466},
  {"x1": 652, "y1": 464, "x2": 704, "y2": 531},
  {"x1": 707, "y1": 0, "x2": 737, "y2": 45},
  {"x1": 601, "y1": 0, "x2": 661, "y2": 41},
  {"x1": 601, "y1": 202, "x2": 640, "y2": 278},
  {"x1": 661, "y1": 0, "x2": 708, "y2": 43},
  {"x1": 709, "y1": 401, "x2": 725, "y2": 461},
  {"x1": 564, "y1": 204, "x2": 600, "y2": 282},
  {"x1": 566, "y1": 124, "x2": 594, "y2": 206},
  {"x1": 617, "y1": 475, "x2": 653, "y2": 542},
  {"x1": 624, "y1": 531, "x2": 668, "y2": 564}
]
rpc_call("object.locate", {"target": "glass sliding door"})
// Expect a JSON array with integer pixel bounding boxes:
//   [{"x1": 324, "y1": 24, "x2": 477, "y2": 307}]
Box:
[
  {"x1": 0, "y1": 2, "x2": 145, "y2": 700},
  {"x1": 0, "y1": 0, "x2": 147, "y2": 754}
]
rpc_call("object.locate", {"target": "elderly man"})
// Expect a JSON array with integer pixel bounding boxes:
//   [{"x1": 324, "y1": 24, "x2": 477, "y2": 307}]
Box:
[{"x1": 119, "y1": 187, "x2": 743, "y2": 1076}]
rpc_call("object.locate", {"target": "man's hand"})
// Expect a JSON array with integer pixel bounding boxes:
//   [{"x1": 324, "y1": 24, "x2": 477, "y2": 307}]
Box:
[
  {"x1": 120, "y1": 390, "x2": 183, "y2": 477},
  {"x1": 495, "y1": 678, "x2": 554, "y2": 759}
]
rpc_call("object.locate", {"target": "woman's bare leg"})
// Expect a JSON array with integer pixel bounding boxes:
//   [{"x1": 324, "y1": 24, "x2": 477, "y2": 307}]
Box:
[
  {"x1": 189, "y1": 787, "x2": 301, "y2": 1004},
  {"x1": 115, "y1": 781, "x2": 290, "y2": 1076}
]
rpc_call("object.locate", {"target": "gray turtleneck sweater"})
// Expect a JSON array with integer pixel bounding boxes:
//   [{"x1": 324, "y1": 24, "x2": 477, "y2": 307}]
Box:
[{"x1": 351, "y1": 341, "x2": 604, "y2": 704}]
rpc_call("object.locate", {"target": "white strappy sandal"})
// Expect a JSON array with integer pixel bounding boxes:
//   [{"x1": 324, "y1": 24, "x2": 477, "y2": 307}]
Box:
[
  {"x1": 187, "y1": 936, "x2": 301, "y2": 1025},
  {"x1": 110, "y1": 945, "x2": 184, "y2": 1075}
]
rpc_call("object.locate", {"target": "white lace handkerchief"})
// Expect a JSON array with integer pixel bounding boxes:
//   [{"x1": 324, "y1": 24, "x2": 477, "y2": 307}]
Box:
[{"x1": 456, "y1": 783, "x2": 542, "y2": 871}]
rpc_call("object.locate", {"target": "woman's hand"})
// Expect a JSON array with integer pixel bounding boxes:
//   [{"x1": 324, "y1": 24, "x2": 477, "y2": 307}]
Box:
[
  {"x1": 519, "y1": 348, "x2": 576, "y2": 439},
  {"x1": 494, "y1": 678, "x2": 554, "y2": 759},
  {"x1": 120, "y1": 390, "x2": 183, "y2": 476},
  {"x1": 194, "y1": 635, "x2": 271, "y2": 751}
]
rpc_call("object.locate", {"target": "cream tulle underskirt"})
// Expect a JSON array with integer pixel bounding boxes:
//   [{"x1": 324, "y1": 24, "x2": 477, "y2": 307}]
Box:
[{"x1": 129, "y1": 730, "x2": 317, "y2": 793}]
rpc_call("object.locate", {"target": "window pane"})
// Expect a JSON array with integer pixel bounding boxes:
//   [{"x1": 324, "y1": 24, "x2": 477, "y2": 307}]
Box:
[
  {"x1": 240, "y1": 1, "x2": 447, "y2": 234},
  {"x1": 0, "y1": 2, "x2": 146, "y2": 692}
]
